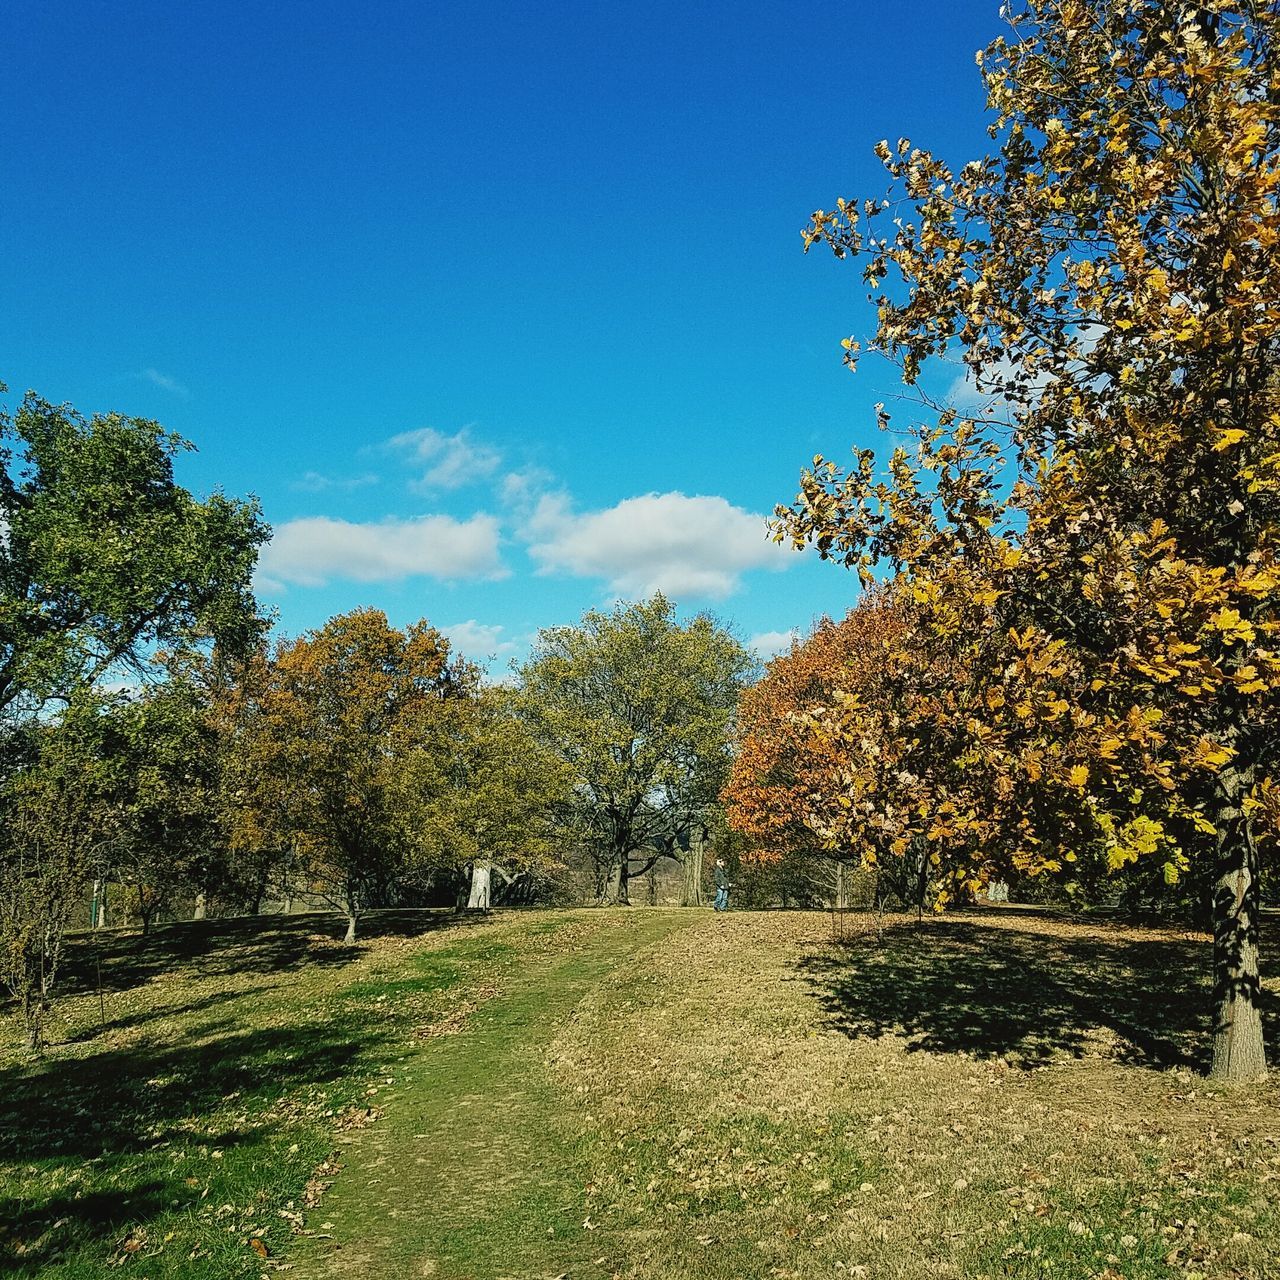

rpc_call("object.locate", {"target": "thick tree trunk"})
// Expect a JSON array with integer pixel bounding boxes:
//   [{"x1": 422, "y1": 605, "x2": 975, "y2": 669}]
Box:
[
  {"x1": 602, "y1": 857, "x2": 630, "y2": 905},
  {"x1": 1209, "y1": 761, "x2": 1267, "y2": 1082},
  {"x1": 343, "y1": 911, "x2": 358, "y2": 944},
  {"x1": 467, "y1": 861, "x2": 493, "y2": 910},
  {"x1": 192, "y1": 892, "x2": 207, "y2": 921},
  {"x1": 681, "y1": 830, "x2": 705, "y2": 907}
]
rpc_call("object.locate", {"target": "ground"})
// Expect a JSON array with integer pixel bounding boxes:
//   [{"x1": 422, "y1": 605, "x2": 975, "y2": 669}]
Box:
[{"x1": 3, "y1": 907, "x2": 1280, "y2": 1279}]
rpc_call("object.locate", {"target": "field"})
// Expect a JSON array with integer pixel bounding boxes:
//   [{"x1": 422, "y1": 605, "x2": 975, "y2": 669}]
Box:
[{"x1": 4, "y1": 907, "x2": 1280, "y2": 1279}]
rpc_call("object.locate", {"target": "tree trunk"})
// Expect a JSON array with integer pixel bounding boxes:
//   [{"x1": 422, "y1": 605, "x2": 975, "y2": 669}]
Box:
[
  {"x1": 467, "y1": 861, "x2": 493, "y2": 910},
  {"x1": 192, "y1": 892, "x2": 207, "y2": 921},
  {"x1": 343, "y1": 911, "x2": 358, "y2": 944},
  {"x1": 602, "y1": 857, "x2": 630, "y2": 905},
  {"x1": 1209, "y1": 761, "x2": 1268, "y2": 1081},
  {"x1": 681, "y1": 829, "x2": 705, "y2": 907},
  {"x1": 834, "y1": 860, "x2": 845, "y2": 910},
  {"x1": 646, "y1": 861, "x2": 658, "y2": 905},
  {"x1": 91, "y1": 878, "x2": 107, "y2": 929}
]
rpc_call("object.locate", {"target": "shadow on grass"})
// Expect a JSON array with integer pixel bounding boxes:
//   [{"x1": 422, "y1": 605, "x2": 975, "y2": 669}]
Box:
[
  {"x1": 0, "y1": 1012, "x2": 379, "y2": 1273},
  {"x1": 57, "y1": 907, "x2": 482, "y2": 999},
  {"x1": 796, "y1": 915, "x2": 1280, "y2": 1072},
  {"x1": 0, "y1": 908, "x2": 490, "y2": 1275}
]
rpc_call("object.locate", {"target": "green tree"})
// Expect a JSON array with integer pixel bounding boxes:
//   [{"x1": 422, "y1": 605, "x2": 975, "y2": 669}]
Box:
[
  {"x1": 519, "y1": 596, "x2": 754, "y2": 905},
  {"x1": 0, "y1": 388, "x2": 268, "y2": 719},
  {"x1": 777, "y1": 0, "x2": 1280, "y2": 1078},
  {"x1": 0, "y1": 385, "x2": 265, "y2": 1045},
  {"x1": 396, "y1": 686, "x2": 571, "y2": 909},
  {"x1": 0, "y1": 695, "x2": 124, "y2": 1049},
  {"x1": 102, "y1": 672, "x2": 226, "y2": 932}
]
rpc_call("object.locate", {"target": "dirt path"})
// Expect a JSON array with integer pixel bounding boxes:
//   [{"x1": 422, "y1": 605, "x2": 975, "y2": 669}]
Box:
[{"x1": 290, "y1": 910, "x2": 689, "y2": 1280}]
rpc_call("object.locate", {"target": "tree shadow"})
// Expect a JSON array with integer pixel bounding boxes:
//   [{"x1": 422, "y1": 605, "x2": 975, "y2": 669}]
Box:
[
  {"x1": 795, "y1": 916, "x2": 1280, "y2": 1072},
  {"x1": 0, "y1": 1014, "x2": 386, "y2": 1274},
  {"x1": 1, "y1": 907, "x2": 491, "y2": 1275},
  {"x1": 56, "y1": 907, "x2": 479, "y2": 998}
]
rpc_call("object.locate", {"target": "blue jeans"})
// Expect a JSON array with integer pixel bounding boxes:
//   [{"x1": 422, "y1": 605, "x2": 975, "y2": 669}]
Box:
[{"x1": 713, "y1": 886, "x2": 729, "y2": 912}]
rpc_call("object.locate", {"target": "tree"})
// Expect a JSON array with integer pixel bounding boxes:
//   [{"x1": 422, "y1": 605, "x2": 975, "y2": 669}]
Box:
[
  {"x1": 104, "y1": 672, "x2": 226, "y2": 933},
  {"x1": 776, "y1": 1, "x2": 1280, "y2": 1078},
  {"x1": 0, "y1": 386, "x2": 265, "y2": 1045},
  {"x1": 0, "y1": 695, "x2": 124, "y2": 1049},
  {"x1": 0, "y1": 388, "x2": 267, "y2": 720},
  {"x1": 223, "y1": 610, "x2": 473, "y2": 942},
  {"x1": 520, "y1": 596, "x2": 754, "y2": 905},
  {"x1": 724, "y1": 598, "x2": 907, "y2": 902},
  {"x1": 395, "y1": 686, "x2": 571, "y2": 910}
]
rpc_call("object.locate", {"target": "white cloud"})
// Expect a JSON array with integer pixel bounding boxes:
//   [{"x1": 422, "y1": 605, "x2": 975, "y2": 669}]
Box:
[
  {"x1": 440, "y1": 619, "x2": 519, "y2": 661},
  {"x1": 386, "y1": 427, "x2": 502, "y2": 490},
  {"x1": 140, "y1": 368, "x2": 189, "y2": 397},
  {"x1": 259, "y1": 514, "x2": 505, "y2": 588},
  {"x1": 750, "y1": 629, "x2": 799, "y2": 661},
  {"x1": 292, "y1": 470, "x2": 380, "y2": 493},
  {"x1": 525, "y1": 490, "x2": 793, "y2": 600}
]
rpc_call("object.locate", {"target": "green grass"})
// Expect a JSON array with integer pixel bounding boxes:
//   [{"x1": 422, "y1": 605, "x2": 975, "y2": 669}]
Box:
[
  {"x1": 0, "y1": 910, "x2": 585, "y2": 1278},
  {"x1": 6, "y1": 906, "x2": 1280, "y2": 1279}
]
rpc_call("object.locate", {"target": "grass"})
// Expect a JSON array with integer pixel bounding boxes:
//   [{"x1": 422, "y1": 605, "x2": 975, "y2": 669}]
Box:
[{"x1": 5, "y1": 906, "x2": 1280, "y2": 1279}]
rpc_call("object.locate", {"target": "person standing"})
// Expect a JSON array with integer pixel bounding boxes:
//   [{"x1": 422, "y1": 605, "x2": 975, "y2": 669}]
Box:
[{"x1": 713, "y1": 858, "x2": 732, "y2": 912}]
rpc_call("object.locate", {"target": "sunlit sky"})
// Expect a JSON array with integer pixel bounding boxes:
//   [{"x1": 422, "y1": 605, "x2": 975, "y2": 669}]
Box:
[{"x1": 3, "y1": 1, "x2": 1000, "y2": 670}]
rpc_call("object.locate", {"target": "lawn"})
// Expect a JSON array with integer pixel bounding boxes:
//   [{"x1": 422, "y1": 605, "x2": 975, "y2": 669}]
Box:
[{"x1": 4, "y1": 907, "x2": 1280, "y2": 1279}]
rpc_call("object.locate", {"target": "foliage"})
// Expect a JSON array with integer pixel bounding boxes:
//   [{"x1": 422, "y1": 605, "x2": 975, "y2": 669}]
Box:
[
  {"x1": 724, "y1": 597, "x2": 914, "y2": 903},
  {"x1": 0, "y1": 387, "x2": 268, "y2": 721},
  {"x1": 222, "y1": 609, "x2": 474, "y2": 940},
  {"x1": 0, "y1": 696, "x2": 123, "y2": 1048},
  {"x1": 775, "y1": 0, "x2": 1280, "y2": 1078},
  {"x1": 519, "y1": 595, "x2": 754, "y2": 904}
]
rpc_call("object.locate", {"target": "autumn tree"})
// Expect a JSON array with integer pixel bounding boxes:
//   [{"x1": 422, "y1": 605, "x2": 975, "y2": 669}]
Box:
[
  {"x1": 223, "y1": 610, "x2": 473, "y2": 942},
  {"x1": 520, "y1": 596, "x2": 754, "y2": 905},
  {"x1": 724, "y1": 597, "x2": 915, "y2": 906},
  {"x1": 777, "y1": 0, "x2": 1280, "y2": 1079}
]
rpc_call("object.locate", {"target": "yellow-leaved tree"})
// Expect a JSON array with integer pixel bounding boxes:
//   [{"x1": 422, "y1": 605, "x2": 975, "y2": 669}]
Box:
[{"x1": 777, "y1": 0, "x2": 1279, "y2": 1080}]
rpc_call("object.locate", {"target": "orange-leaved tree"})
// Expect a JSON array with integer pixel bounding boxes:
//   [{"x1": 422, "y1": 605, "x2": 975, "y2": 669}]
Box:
[
  {"x1": 776, "y1": 0, "x2": 1280, "y2": 1079},
  {"x1": 724, "y1": 596, "x2": 916, "y2": 905},
  {"x1": 222, "y1": 608, "x2": 474, "y2": 941}
]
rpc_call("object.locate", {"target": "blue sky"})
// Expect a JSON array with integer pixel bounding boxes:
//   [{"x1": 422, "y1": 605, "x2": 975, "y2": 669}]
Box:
[{"x1": 2, "y1": 1, "x2": 1000, "y2": 671}]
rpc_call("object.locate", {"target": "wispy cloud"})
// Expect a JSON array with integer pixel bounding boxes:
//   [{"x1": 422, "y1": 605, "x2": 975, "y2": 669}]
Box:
[
  {"x1": 749, "y1": 629, "x2": 799, "y2": 661},
  {"x1": 139, "y1": 368, "x2": 189, "y2": 397},
  {"x1": 524, "y1": 490, "x2": 794, "y2": 600},
  {"x1": 291, "y1": 470, "x2": 381, "y2": 493},
  {"x1": 258, "y1": 513, "x2": 506, "y2": 589},
  {"x1": 440, "y1": 619, "x2": 520, "y2": 662},
  {"x1": 386, "y1": 426, "x2": 502, "y2": 491}
]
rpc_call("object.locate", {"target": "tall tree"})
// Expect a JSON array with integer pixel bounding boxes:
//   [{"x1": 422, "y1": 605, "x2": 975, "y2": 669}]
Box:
[
  {"x1": 520, "y1": 596, "x2": 753, "y2": 905},
  {"x1": 224, "y1": 610, "x2": 473, "y2": 941},
  {"x1": 0, "y1": 385, "x2": 265, "y2": 1046},
  {"x1": 777, "y1": 0, "x2": 1280, "y2": 1079}
]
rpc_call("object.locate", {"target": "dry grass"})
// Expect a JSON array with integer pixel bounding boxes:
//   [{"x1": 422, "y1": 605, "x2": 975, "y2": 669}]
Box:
[{"x1": 549, "y1": 909, "x2": 1280, "y2": 1279}]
